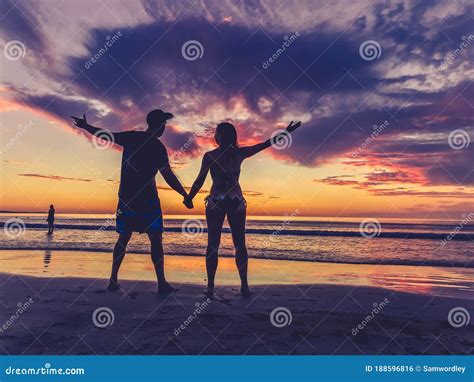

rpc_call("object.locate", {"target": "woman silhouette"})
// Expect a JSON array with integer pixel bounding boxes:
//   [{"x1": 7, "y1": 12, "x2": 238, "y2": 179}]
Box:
[{"x1": 186, "y1": 121, "x2": 301, "y2": 296}]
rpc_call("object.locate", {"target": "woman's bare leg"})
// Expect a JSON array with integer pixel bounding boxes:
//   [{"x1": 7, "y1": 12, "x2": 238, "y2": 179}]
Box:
[
  {"x1": 227, "y1": 205, "x2": 250, "y2": 296},
  {"x1": 205, "y1": 207, "x2": 226, "y2": 296}
]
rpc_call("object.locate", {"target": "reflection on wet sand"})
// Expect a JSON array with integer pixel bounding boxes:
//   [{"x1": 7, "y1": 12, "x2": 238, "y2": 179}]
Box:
[
  {"x1": 2, "y1": 250, "x2": 473, "y2": 299},
  {"x1": 43, "y1": 236, "x2": 52, "y2": 272}
]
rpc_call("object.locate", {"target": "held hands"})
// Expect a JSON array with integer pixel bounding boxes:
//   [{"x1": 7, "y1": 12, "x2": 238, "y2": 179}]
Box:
[
  {"x1": 70, "y1": 113, "x2": 89, "y2": 129},
  {"x1": 183, "y1": 195, "x2": 194, "y2": 209},
  {"x1": 286, "y1": 120, "x2": 302, "y2": 133}
]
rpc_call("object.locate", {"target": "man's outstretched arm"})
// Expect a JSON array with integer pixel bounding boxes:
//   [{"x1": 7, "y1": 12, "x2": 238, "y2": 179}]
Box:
[{"x1": 71, "y1": 114, "x2": 102, "y2": 135}]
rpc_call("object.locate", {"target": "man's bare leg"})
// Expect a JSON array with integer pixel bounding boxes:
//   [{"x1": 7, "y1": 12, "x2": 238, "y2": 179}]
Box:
[
  {"x1": 148, "y1": 232, "x2": 176, "y2": 295},
  {"x1": 108, "y1": 232, "x2": 132, "y2": 291}
]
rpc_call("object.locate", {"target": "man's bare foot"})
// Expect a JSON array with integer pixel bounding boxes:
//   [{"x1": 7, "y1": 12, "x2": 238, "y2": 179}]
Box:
[
  {"x1": 107, "y1": 279, "x2": 120, "y2": 291},
  {"x1": 240, "y1": 286, "x2": 252, "y2": 297},
  {"x1": 158, "y1": 283, "x2": 178, "y2": 296},
  {"x1": 204, "y1": 286, "x2": 214, "y2": 298}
]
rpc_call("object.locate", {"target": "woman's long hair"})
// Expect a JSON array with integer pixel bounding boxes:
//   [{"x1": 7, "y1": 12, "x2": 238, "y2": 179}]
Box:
[{"x1": 215, "y1": 122, "x2": 238, "y2": 149}]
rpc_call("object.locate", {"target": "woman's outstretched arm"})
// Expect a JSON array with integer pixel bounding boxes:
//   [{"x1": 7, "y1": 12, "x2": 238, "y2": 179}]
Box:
[
  {"x1": 240, "y1": 120, "x2": 301, "y2": 159},
  {"x1": 187, "y1": 152, "x2": 212, "y2": 200}
]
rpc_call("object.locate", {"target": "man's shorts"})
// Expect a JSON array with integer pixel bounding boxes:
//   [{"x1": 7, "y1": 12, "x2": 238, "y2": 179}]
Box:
[{"x1": 116, "y1": 199, "x2": 164, "y2": 234}]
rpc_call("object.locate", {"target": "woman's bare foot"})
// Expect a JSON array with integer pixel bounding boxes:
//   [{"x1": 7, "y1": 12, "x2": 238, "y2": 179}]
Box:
[
  {"x1": 158, "y1": 282, "x2": 178, "y2": 296},
  {"x1": 240, "y1": 286, "x2": 252, "y2": 297},
  {"x1": 107, "y1": 279, "x2": 120, "y2": 291}
]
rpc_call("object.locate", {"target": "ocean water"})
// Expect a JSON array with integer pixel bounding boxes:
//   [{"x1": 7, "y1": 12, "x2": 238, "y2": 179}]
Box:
[{"x1": 0, "y1": 213, "x2": 473, "y2": 268}]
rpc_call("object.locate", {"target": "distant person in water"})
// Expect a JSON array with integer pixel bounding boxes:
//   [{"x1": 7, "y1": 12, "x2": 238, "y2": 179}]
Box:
[
  {"x1": 71, "y1": 110, "x2": 192, "y2": 295},
  {"x1": 186, "y1": 120, "x2": 302, "y2": 297},
  {"x1": 46, "y1": 204, "x2": 55, "y2": 235}
]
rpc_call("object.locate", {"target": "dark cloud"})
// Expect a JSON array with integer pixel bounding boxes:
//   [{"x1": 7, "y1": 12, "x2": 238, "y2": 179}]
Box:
[
  {"x1": 18, "y1": 173, "x2": 93, "y2": 182},
  {"x1": 4, "y1": 0, "x2": 473, "y2": 189},
  {"x1": 368, "y1": 188, "x2": 474, "y2": 199}
]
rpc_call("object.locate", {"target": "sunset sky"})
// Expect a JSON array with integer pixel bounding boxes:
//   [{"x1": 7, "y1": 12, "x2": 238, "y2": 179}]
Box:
[{"x1": 0, "y1": 0, "x2": 472, "y2": 218}]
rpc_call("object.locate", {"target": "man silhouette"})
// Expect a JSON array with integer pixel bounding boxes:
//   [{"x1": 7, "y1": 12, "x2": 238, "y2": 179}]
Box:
[{"x1": 71, "y1": 110, "x2": 192, "y2": 295}]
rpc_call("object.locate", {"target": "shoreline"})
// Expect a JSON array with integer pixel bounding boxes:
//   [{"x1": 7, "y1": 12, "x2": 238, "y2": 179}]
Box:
[
  {"x1": 0, "y1": 248, "x2": 473, "y2": 269},
  {"x1": 1, "y1": 221, "x2": 473, "y2": 241},
  {"x1": 1, "y1": 250, "x2": 473, "y2": 300}
]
